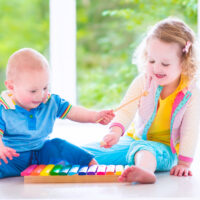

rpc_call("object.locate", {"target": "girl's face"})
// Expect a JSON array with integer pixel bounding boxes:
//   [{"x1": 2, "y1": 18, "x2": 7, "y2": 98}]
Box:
[
  {"x1": 146, "y1": 38, "x2": 182, "y2": 88},
  {"x1": 9, "y1": 68, "x2": 49, "y2": 111}
]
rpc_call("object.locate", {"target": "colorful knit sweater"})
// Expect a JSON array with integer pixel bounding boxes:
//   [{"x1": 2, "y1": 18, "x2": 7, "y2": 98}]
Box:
[{"x1": 111, "y1": 74, "x2": 200, "y2": 163}]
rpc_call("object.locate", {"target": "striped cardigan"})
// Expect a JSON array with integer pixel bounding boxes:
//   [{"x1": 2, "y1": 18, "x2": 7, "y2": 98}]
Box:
[{"x1": 111, "y1": 74, "x2": 200, "y2": 163}]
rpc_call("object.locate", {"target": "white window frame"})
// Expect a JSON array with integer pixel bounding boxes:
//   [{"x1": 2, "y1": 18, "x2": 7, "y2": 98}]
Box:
[
  {"x1": 50, "y1": 0, "x2": 77, "y2": 104},
  {"x1": 198, "y1": 0, "x2": 200, "y2": 38}
]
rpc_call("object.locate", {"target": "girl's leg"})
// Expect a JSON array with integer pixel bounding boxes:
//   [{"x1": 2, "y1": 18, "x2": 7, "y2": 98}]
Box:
[
  {"x1": 82, "y1": 136, "x2": 134, "y2": 165},
  {"x1": 119, "y1": 140, "x2": 178, "y2": 184},
  {"x1": 119, "y1": 150, "x2": 157, "y2": 183},
  {"x1": 36, "y1": 138, "x2": 95, "y2": 166}
]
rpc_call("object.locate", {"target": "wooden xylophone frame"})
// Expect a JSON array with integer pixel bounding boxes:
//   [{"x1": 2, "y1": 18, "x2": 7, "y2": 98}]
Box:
[{"x1": 24, "y1": 174, "x2": 119, "y2": 183}]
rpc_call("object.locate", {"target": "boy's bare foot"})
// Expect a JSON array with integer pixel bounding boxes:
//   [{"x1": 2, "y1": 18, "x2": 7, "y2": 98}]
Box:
[
  {"x1": 88, "y1": 158, "x2": 98, "y2": 166},
  {"x1": 118, "y1": 166, "x2": 156, "y2": 184}
]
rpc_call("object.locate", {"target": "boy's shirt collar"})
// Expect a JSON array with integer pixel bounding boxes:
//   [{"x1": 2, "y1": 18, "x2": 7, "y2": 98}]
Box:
[{"x1": 0, "y1": 90, "x2": 51, "y2": 110}]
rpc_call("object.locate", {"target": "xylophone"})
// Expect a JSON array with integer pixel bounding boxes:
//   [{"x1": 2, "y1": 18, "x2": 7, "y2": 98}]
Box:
[{"x1": 21, "y1": 164, "x2": 129, "y2": 183}]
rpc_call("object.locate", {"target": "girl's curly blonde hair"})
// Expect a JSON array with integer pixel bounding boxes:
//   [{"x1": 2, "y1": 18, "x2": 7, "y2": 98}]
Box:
[{"x1": 133, "y1": 17, "x2": 200, "y2": 80}]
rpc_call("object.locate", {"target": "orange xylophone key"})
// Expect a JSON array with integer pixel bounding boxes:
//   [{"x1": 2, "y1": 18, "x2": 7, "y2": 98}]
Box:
[
  {"x1": 106, "y1": 165, "x2": 115, "y2": 175},
  {"x1": 30, "y1": 165, "x2": 46, "y2": 176}
]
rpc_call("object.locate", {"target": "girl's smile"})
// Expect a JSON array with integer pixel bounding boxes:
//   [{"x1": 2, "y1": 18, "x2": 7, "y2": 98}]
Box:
[{"x1": 154, "y1": 73, "x2": 166, "y2": 79}]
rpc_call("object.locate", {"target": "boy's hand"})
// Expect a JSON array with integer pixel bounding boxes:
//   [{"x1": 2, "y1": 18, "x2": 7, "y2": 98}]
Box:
[
  {"x1": 100, "y1": 131, "x2": 121, "y2": 148},
  {"x1": 170, "y1": 161, "x2": 192, "y2": 176},
  {"x1": 0, "y1": 145, "x2": 20, "y2": 165},
  {"x1": 95, "y1": 110, "x2": 115, "y2": 125}
]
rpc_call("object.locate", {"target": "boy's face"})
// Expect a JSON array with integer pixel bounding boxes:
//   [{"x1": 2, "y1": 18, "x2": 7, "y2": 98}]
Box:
[
  {"x1": 9, "y1": 68, "x2": 49, "y2": 111},
  {"x1": 146, "y1": 38, "x2": 182, "y2": 88}
]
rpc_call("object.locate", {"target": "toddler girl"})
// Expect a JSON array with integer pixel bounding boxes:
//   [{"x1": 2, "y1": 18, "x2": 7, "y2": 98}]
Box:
[{"x1": 84, "y1": 17, "x2": 200, "y2": 184}]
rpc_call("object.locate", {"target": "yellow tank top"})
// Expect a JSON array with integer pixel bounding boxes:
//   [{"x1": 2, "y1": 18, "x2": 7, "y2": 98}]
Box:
[{"x1": 127, "y1": 75, "x2": 188, "y2": 153}]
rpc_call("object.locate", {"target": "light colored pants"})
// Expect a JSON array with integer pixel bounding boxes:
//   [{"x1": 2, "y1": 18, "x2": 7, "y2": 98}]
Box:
[{"x1": 82, "y1": 136, "x2": 178, "y2": 171}]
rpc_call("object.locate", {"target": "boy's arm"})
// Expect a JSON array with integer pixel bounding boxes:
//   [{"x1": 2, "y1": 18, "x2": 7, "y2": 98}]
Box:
[
  {"x1": 0, "y1": 136, "x2": 20, "y2": 165},
  {"x1": 0, "y1": 108, "x2": 18, "y2": 165},
  {"x1": 67, "y1": 106, "x2": 97, "y2": 123},
  {"x1": 67, "y1": 106, "x2": 114, "y2": 124},
  {"x1": 55, "y1": 94, "x2": 114, "y2": 124},
  {"x1": 0, "y1": 135, "x2": 4, "y2": 147}
]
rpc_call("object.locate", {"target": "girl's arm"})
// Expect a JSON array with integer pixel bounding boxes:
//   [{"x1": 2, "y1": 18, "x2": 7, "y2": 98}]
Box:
[
  {"x1": 170, "y1": 160, "x2": 192, "y2": 176},
  {"x1": 101, "y1": 74, "x2": 146, "y2": 148},
  {"x1": 109, "y1": 74, "x2": 146, "y2": 133},
  {"x1": 171, "y1": 86, "x2": 200, "y2": 176}
]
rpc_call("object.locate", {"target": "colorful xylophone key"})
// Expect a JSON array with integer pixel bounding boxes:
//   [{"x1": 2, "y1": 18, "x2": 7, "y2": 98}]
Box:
[
  {"x1": 40, "y1": 164, "x2": 55, "y2": 176},
  {"x1": 30, "y1": 165, "x2": 46, "y2": 176},
  {"x1": 21, "y1": 164, "x2": 126, "y2": 183},
  {"x1": 59, "y1": 165, "x2": 72, "y2": 175},
  {"x1": 78, "y1": 166, "x2": 88, "y2": 175},
  {"x1": 21, "y1": 164, "x2": 38, "y2": 176},
  {"x1": 68, "y1": 165, "x2": 80, "y2": 176},
  {"x1": 50, "y1": 165, "x2": 63, "y2": 175},
  {"x1": 115, "y1": 165, "x2": 124, "y2": 175},
  {"x1": 106, "y1": 165, "x2": 115, "y2": 175},
  {"x1": 96, "y1": 165, "x2": 107, "y2": 175},
  {"x1": 87, "y1": 165, "x2": 98, "y2": 175}
]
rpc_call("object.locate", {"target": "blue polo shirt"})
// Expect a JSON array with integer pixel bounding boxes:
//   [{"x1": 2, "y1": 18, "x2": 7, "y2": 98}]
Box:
[{"x1": 0, "y1": 91, "x2": 72, "y2": 152}]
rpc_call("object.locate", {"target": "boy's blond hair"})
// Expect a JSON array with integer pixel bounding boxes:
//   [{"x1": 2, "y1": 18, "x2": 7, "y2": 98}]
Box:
[
  {"x1": 6, "y1": 48, "x2": 49, "y2": 81},
  {"x1": 133, "y1": 17, "x2": 199, "y2": 80}
]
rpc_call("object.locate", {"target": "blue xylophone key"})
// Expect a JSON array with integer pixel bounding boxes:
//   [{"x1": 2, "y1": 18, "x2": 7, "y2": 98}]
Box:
[
  {"x1": 78, "y1": 166, "x2": 88, "y2": 175},
  {"x1": 68, "y1": 165, "x2": 80, "y2": 176}
]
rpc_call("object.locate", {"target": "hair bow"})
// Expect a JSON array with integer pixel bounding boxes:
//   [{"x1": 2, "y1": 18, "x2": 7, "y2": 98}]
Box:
[{"x1": 182, "y1": 41, "x2": 192, "y2": 53}]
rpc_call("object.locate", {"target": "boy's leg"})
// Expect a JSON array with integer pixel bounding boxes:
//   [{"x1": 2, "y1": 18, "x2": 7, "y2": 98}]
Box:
[
  {"x1": 0, "y1": 151, "x2": 31, "y2": 178},
  {"x1": 82, "y1": 136, "x2": 134, "y2": 165},
  {"x1": 37, "y1": 138, "x2": 95, "y2": 166}
]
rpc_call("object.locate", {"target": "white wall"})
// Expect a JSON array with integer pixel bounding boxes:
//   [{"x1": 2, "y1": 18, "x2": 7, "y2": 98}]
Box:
[{"x1": 50, "y1": 0, "x2": 77, "y2": 104}]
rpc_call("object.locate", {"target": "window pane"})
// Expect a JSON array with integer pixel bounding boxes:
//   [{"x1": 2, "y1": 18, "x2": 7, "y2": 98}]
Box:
[{"x1": 77, "y1": 0, "x2": 197, "y2": 109}]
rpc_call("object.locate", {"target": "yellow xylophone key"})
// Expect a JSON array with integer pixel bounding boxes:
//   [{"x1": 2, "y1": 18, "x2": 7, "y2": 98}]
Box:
[
  {"x1": 115, "y1": 165, "x2": 124, "y2": 175},
  {"x1": 40, "y1": 164, "x2": 55, "y2": 176}
]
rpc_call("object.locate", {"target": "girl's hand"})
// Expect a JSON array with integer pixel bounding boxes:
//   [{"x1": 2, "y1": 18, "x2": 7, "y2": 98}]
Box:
[
  {"x1": 0, "y1": 145, "x2": 20, "y2": 165},
  {"x1": 170, "y1": 164, "x2": 192, "y2": 177},
  {"x1": 100, "y1": 131, "x2": 121, "y2": 148},
  {"x1": 95, "y1": 110, "x2": 115, "y2": 125}
]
